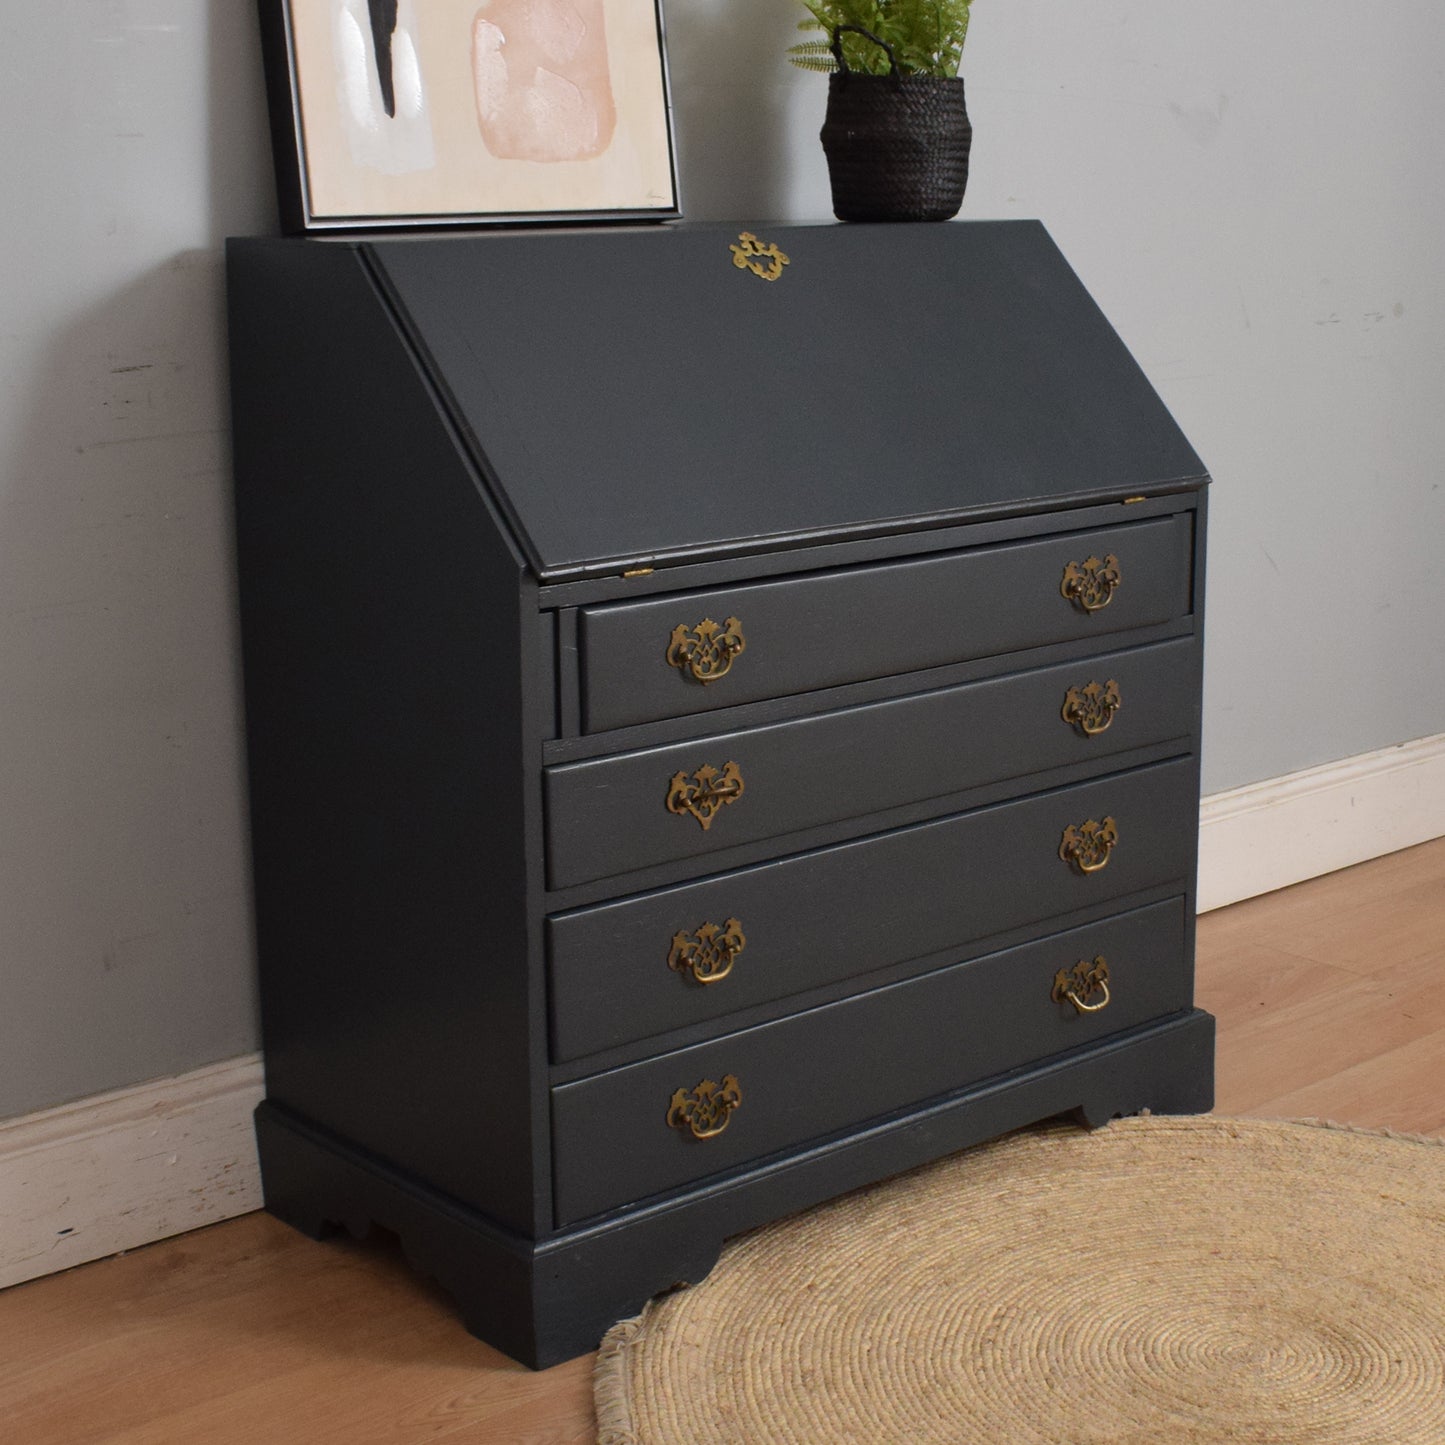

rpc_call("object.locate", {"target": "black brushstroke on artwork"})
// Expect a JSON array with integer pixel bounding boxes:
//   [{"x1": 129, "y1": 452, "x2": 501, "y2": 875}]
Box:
[{"x1": 367, "y1": 0, "x2": 400, "y2": 118}]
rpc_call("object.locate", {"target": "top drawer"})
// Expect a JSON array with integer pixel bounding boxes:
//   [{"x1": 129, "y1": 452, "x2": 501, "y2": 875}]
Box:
[{"x1": 579, "y1": 514, "x2": 1194, "y2": 732}]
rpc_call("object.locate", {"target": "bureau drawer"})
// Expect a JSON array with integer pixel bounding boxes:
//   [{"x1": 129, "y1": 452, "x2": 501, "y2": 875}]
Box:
[
  {"x1": 580, "y1": 514, "x2": 1193, "y2": 732},
  {"x1": 547, "y1": 638, "x2": 1197, "y2": 890},
  {"x1": 551, "y1": 898, "x2": 1190, "y2": 1225},
  {"x1": 549, "y1": 757, "x2": 1197, "y2": 1062}
]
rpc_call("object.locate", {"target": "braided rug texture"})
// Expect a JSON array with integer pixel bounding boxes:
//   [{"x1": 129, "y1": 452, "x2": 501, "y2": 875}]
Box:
[{"x1": 594, "y1": 1115, "x2": 1445, "y2": 1444}]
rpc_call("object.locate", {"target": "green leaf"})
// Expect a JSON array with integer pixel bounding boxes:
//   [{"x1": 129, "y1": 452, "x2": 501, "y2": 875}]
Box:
[{"x1": 786, "y1": 0, "x2": 974, "y2": 77}]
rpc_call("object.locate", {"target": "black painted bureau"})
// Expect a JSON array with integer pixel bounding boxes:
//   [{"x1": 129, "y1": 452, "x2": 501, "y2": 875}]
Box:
[{"x1": 227, "y1": 220, "x2": 1214, "y2": 1369}]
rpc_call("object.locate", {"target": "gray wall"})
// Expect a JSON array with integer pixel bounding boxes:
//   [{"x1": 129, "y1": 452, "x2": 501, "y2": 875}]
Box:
[
  {"x1": 0, "y1": 3, "x2": 274, "y2": 1122},
  {"x1": 2, "y1": 0, "x2": 1442, "y2": 1121}
]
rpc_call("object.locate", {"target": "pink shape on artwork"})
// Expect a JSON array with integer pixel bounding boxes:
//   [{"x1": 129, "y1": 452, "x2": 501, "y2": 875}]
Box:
[{"x1": 472, "y1": 0, "x2": 617, "y2": 162}]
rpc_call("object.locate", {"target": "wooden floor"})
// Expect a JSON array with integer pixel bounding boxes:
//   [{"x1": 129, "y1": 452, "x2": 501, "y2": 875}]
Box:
[{"x1": 3, "y1": 838, "x2": 1442, "y2": 1444}]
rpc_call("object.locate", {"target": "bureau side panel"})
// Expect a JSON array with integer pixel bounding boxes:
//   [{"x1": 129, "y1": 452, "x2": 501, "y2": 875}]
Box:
[{"x1": 227, "y1": 240, "x2": 543, "y2": 1235}]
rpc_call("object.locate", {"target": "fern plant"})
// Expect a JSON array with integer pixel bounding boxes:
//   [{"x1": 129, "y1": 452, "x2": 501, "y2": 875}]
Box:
[{"x1": 789, "y1": 0, "x2": 973, "y2": 78}]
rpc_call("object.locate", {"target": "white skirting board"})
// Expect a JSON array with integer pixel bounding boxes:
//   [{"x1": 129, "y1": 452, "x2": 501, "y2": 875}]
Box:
[
  {"x1": 0, "y1": 1054, "x2": 264, "y2": 1290},
  {"x1": 1197, "y1": 732, "x2": 1445, "y2": 912},
  {"x1": 2, "y1": 734, "x2": 1442, "y2": 1292}
]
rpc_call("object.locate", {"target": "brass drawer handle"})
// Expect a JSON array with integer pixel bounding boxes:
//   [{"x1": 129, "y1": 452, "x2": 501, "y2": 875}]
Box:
[
  {"x1": 1061, "y1": 553, "x2": 1121, "y2": 613},
  {"x1": 668, "y1": 1074, "x2": 742, "y2": 1139},
  {"x1": 1061, "y1": 679, "x2": 1122, "y2": 737},
  {"x1": 1052, "y1": 956, "x2": 1112, "y2": 1014},
  {"x1": 667, "y1": 616, "x2": 746, "y2": 684},
  {"x1": 1060, "y1": 815, "x2": 1118, "y2": 874},
  {"x1": 666, "y1": 762, "x2": 745, "y2": 830},
  {"x1": 669, "y1": 919, "x2": 746, "y2": 985}
]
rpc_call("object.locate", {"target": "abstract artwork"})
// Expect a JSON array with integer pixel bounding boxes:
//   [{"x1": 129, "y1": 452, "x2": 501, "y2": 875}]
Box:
[{"x1": 258, "y1": 0, "x2": 678, "y2": 231}]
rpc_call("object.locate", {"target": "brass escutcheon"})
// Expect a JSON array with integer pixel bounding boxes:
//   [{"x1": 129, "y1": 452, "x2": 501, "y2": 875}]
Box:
[
  {"x1": 667, "y1": 1074, "x2": 742, "y2": 1139},
  {"x1": 1052, "y1": 956, "x2": 1112, "y2": 1014},
  {"x1": 730, "y1": 231, "x2": 790, "y2": 282},
  {"x1": 1061, "y1": 553, "x2": 1122, "y2": 613},
  {"x1": 666, "y1": 762, "x2": 745, "y2": 830},
  {"x1": 667, "y1": 616, "x2": 746, "y2": 684},
  {"x1": 1062, "y1": 679, "x2": 1122, "y2": 737},
  {"x1": 669, "y1": 918, "x2": 747, "y2": 985},
  {"x1": 1060, "y1": 816, "x2": 1119, "y2": 874}
]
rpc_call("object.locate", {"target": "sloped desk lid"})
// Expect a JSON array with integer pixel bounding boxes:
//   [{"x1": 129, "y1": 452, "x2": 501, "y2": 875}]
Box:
[{"x1": 367, "y1": 221, "x2": 1205, "y2": 581}]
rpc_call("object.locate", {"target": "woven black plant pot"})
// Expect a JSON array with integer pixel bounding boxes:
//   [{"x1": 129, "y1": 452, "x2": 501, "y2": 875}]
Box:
[{"x1": 820, "y1": 26, "x2": 972, "y2": 223}]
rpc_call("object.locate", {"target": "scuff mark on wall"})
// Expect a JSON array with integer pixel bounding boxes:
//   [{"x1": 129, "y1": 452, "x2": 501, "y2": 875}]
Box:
[{"x1": 1168, "y1": 92, "x2": 1228, "y2": 145}]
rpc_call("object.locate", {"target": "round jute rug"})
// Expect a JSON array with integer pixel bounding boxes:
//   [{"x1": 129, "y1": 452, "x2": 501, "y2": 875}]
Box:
[{"x1": 594, "y1": 1116, "x2": 1445, "y2": 1445}]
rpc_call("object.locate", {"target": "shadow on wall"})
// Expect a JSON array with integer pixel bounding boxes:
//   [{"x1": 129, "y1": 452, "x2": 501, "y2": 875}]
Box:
[
  {"x1": 210, "y1": 0, "x2": 282, "y2": 243},
  {"x1": 663, "y1": 0, "x2": 802, "y2": 219}
]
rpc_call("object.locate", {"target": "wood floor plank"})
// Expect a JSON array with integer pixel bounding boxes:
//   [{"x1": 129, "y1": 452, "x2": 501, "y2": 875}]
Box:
[
  {"x1": 1, "y1": 838, "x2": 1440, "y2": 1442},
  {"x1": 1252, "y1": 1028, "x2": 1445, "y2": 1136},
  {"x1": 1193, "y1": 936, "x2": 1353, "y2": 1024},
  {"x1": 1209, "y1": 960, "x2": 1441, "y2": 1113},
  {"x1": 1199, "y1": 836, "x2": 1445, "y2": 968},
  {"x1": 1199, "y1": 835, "x2": 1445, "y2": 1117},
  {"x1": 0, "y1": 1215, "x2": 594, "y2": 1445}
]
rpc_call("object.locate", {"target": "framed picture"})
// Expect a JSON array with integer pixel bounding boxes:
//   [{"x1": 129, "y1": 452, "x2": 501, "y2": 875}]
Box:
[{"x1": 257, "y1": 0, "x2": 679, "y2": 232}]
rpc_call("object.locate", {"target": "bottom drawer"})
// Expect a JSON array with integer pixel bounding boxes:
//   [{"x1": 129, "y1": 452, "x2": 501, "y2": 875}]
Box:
[{"x1": 551, "y1": 897, "x2": 1189, "y2": 1225}]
